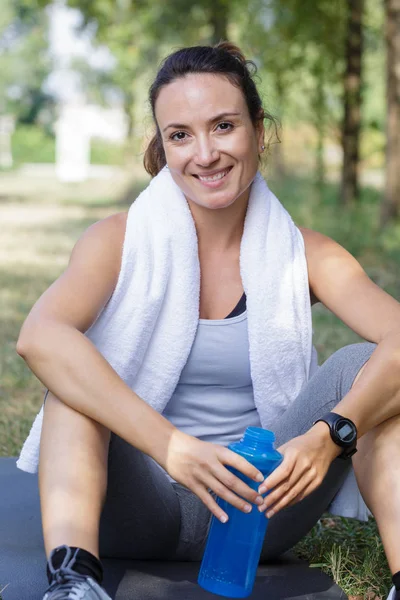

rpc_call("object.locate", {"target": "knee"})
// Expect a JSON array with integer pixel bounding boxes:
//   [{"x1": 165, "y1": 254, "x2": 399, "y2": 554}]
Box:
[
  {"x1": 321, "y1": 342, "x2": 376, "y2": 397},
  {"x1": 358, "y1": 413, "x2": 400, "y2": 455},
  {"x1": 326, "y1": 342, "x2": 376, "y2": 366}
]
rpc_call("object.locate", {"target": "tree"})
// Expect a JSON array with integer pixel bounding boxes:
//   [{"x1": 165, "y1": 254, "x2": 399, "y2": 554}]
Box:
[
  {"x1": 0, "y1": 0, "x2": 53, "y2": 123},
  {"x1": 239, "y1": 0, "x2": 346, "y2": 186},
  {"x1": 208, "y1": 0, "x2": 229, "y2": 43},
  {"x1": 381, "y1": 0, "x2": 400, "y2": 222},
  {"x1": 340, "y1": 0, "x2": 365, "y2": 205},
  {"x1": 42, "y1": 0, "x2": 236, "y2": 143}
]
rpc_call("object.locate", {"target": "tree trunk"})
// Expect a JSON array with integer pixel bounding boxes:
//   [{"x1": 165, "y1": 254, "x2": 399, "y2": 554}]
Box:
[
  {"x1": 340, "y1": 0, "x2": 364, "y2": 205},
  {"x1": 314, "y1": 62, "x2": 326, "y2": 192},
  {"x1": 209, "y1": 0, "x2": 229, "y2": 44},
  {"x1": 124, "y1": 89, "x2": 135, "y2": 143},
  {"x1": 381, "y1": 0, "x2": 400, "y2": 224},
  {"x1": 273, "y1": 72, "x2": 286, "y2": 179}
]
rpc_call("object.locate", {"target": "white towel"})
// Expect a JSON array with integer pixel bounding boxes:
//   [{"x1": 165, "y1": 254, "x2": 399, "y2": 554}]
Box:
[{"x1": 16, "y1": 167, "x2": 368, "y2": 520}]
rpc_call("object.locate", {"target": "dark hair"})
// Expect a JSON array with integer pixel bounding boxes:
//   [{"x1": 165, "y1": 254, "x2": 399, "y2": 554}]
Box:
[{"x1": 143, "y1": 42, "x2": 278, "y2": 177}]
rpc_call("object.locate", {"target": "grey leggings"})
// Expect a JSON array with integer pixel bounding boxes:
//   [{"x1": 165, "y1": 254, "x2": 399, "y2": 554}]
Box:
[{"x1": 98, "y1": 342, "x2": 375, "y2": 562}]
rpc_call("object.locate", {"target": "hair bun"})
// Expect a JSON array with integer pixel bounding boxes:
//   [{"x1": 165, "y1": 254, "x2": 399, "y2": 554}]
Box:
[
  {"x1": 214, "y1": 41, "x2": 257, "y2": 77},
  {"x1": 214, "y1": 41, "x2": 247, "y2": 66}
]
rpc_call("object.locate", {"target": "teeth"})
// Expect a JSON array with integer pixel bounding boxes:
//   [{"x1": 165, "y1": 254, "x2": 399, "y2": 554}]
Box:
[{"x1": 198, "y1": 169, "x2": 229, "y2": 182}]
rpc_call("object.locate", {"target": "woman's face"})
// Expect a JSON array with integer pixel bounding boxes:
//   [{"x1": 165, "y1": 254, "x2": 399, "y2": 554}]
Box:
[{"x1": 155, "y1": 73, "x2": 264, "y2": 211}]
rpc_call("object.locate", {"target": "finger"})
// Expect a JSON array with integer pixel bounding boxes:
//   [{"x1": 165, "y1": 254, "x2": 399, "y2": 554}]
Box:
[
  {"x1": 202, "y1": 472, "x2": 256, "y2": 515},
  {"x1": 257, "y1": 453, "x2": 296, "y2": 495},
  {"x1": 262, "y1": 461, "x2": 312, "y2": 510},
  {"x1": 263, "y1": 471, "x2": 316, "y2": 518},
  {"x1": 213, "y1": 463, "x2": 264, "y2": 507},
  {"x1": 286, "y1": 479, "x2": 321, "y2": 508},
  {"x1": 219, "y1": 447, "x2": 265, "y2": 485},
  {"x1": 194, "y1": 484, "x2": 230, "y2": 523}
]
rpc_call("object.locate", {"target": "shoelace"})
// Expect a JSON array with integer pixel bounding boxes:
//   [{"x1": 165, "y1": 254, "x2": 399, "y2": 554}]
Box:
[
  {"x1": 45, "y1": 545, "x2": 103, "y2": 599},
  {"x1": 44, "y1": 567, "x2": 92, "y2": 599}
]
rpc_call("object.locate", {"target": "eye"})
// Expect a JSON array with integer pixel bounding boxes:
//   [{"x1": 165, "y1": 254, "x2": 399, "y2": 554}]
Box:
[
  {"x1": 170, "y1": 131, "x2": 188, "y2": 142},
  {"x1": 216, "y1": 122, "x2": 233, "y2": 132}
]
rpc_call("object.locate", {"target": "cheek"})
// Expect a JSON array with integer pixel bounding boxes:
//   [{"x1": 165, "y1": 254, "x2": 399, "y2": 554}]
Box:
[
  {"x1": 234, "y1": 129, "x2": 258, "y2": 156},
  {"x1": 164, "y1": 146, "x2": 191, "y2": 171},
  {"x1": 236, "y1": 143, "x2": 259, "y2": 173}
]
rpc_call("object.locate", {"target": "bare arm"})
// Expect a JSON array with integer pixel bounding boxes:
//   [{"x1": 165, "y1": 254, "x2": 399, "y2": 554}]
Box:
[
  {"x1": 301, "y1": 227, "x2": 400, "y2": 438},
  {"x1": 16, "y1": 212, "x2": 176, "y2": 467}
]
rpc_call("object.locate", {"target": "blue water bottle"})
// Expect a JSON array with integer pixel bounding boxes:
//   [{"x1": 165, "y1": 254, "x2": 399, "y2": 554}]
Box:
[{"x1": 198, "y1": 427, "x2": 283, "y2": 598}]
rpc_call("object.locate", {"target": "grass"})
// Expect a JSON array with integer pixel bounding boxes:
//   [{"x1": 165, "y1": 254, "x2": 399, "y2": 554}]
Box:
[{"x1": 0, "y1": 168, "x2": 399, "y2": 598}]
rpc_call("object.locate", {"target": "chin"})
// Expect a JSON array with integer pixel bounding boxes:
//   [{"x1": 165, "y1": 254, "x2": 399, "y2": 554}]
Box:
[
  {"x1": 198, "y1": 195, "x2": 238, "y2": 210},
  {"x1": 185, "y1": 185, "x2": 241, "y2": 209}
]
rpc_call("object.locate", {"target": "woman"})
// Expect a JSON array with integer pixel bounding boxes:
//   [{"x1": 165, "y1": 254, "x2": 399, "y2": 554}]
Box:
[{"x1": 16, "y1": 42, "x2": 400, "y2": 600}]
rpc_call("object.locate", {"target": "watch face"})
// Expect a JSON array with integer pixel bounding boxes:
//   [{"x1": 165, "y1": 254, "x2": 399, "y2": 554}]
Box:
[{"x1": 337, "y1": 421, "x2": 356, "y2": 443}]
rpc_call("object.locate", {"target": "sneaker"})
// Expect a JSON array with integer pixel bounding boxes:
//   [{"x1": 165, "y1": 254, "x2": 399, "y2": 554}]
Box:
[
  {"x1": 388, "y1": 586, "x2": 398, "y2": 600},
  {"x1": 43, "y1": 545, "x2": 112, "y2": 599}
]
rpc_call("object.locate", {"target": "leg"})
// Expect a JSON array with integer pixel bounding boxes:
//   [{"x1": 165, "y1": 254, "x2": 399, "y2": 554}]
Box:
[
  {"x1": 99, "y1": 434, "x2": 182, "y2": 560},
  {"x1": 39, "y1": 392, "x2": 182, "y2": 562},
  {"x1": 39, "y1": 391, "x2": 110, "y2": 559},
  {"x1": 259, "y1": 342, "x2": 376, "y2": 560},
  {"x1": 100, "y1": 434, "x2": 221, "y2": 561},
  {"x1": 353, "y1": 414, "x2": 400, "y2": 574}
]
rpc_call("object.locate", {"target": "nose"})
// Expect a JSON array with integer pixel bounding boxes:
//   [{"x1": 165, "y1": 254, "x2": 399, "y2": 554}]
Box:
[{"x1": 193, "y1": 135, "x2": 220, "y2": 166}]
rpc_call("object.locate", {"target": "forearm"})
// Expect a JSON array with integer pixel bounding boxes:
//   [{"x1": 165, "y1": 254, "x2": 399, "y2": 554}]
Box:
[
  {"x1": 315, "y1": 332, "x2": 400, "y2": 439},
  {"x1": 17, "y1": 321, "x2": 177, "y2": 467}
]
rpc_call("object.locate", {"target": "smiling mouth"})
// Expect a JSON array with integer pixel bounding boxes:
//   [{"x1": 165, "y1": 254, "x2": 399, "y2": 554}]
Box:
[{"x1": 193, "y1": 167, "x2": 232, "y2": 182}]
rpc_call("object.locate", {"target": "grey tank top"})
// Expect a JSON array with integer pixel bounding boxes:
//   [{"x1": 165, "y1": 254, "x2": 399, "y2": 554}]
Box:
[{"x1": 162, "y1": 294, "x2": 262, "y2": 449}]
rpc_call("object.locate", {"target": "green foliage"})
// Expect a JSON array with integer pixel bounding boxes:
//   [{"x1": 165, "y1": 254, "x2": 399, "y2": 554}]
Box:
[
  {"x1": 34, "y1": 0, "x2": 240, "y2": 139},
  {"x1": 0, "y1": 0, "x2": 54, "y2": 122},
  {"x1": 11, "y1": 125, "x2": 55, "y2": 165},
  {"x1": 270, "y1": 172, "x2": 397, "y2": 264},
  {"x1": 90, "y1": 138, "x2": 126, "y2": 165}
]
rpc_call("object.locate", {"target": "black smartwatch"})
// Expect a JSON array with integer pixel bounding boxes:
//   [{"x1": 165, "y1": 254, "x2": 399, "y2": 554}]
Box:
[{"x1": 313, "y1": 412, "x2": 358, "y2": 459}]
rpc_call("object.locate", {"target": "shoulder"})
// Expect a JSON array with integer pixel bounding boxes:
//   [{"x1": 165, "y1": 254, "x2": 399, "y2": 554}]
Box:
[
  {"x1": 298, "y1": 228, "x2": 400, "y2": 341},
  {"x1": 298, "y1": 226, "x2": 364, "y2": 303},
  {"x1": 70, "y1": 211, "x2": 128, "y2": 275},
  {"x1": 78, "y1": 211, "x2": 128, "y2": 246},
  {"x1": 18, "y1": 212, "x2": 129, "y2": 335},
  {"x1": 298, "y1": 226, "x2": 336, "y2": 252},
  {"x1": 299, "y1": 227, "x2": 361, "y2": 269}
]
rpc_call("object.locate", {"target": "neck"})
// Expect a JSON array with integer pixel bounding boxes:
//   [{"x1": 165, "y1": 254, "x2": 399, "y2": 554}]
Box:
[{"x1": 186, "y1": 191, "x2": 249, "y2": 254}]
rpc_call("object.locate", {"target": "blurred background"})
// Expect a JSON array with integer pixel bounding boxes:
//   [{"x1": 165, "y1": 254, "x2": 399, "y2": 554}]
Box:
[{"x1": 0, "y1": 1, "x2": 399, "y2": 597}]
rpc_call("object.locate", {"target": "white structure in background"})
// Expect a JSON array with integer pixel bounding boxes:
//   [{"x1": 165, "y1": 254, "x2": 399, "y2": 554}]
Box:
[
  {"x1": 0, "y1": 115, "x2": 15, "y2": 169},
  {"x1": 85, "y1": 104, "x2": 127, "y2": 143},
  {"x1": 55, "y1": 101, "x2": 90, "y2": 182},
  {"x1": 55, "y1": 101, "x2": 128, "y2": 182}
]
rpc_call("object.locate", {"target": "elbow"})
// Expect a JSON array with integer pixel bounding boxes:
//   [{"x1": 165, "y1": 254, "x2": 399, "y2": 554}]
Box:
[
  {"x1": 16, "y1": 320, "x2": 43, "y2": 359},
  {"x1": 16, "y1": 318, "x2": 71, "y2": 360},
  {"x1": 16, "y1": 337, "x2": 24, "y2": 358},
  {"x1": 16, "y1": 331, "x2": 35, "y2": 359}
]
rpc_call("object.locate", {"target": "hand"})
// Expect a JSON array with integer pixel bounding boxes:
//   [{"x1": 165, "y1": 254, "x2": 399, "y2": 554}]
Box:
[
  {"x1": 256, "y1": 422, "x2": 342, "y2": 518},
  {"x1": 164, "y1": 429, "x2": 266, "y2": 523}
]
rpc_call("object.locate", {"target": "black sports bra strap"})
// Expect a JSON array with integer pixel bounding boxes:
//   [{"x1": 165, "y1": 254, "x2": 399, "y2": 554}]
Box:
[{"x1": 225, "y1": 292, "x2": 247, "y2": 319}]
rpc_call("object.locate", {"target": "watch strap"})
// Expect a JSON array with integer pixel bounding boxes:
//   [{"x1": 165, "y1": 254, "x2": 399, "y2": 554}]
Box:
[{"x1": 313, "y1": 412, "x2": 358, "y2": 460}]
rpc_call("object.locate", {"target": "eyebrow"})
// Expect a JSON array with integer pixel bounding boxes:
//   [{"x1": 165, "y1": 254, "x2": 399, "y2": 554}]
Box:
[{"x1": 162, "y1": 112, "x2": 241, "y2": 133}]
